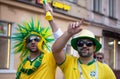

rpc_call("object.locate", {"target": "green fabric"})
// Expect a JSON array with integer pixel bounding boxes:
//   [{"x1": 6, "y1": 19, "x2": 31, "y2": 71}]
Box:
[
  {"x1": 78, "y1": 58, "x2": 95, "y2": 65},
  {"x1": 71, "y1": 36, "x2": 102, "y2": 52},
  {"x1": 16, "y1": 54, "x2": 43, "y2": 79}
]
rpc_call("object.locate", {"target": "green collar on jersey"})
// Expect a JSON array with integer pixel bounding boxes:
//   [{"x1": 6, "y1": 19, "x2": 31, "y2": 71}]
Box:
[{"x1": 78, "y1": 58, "x2": 95, "y2": 65}]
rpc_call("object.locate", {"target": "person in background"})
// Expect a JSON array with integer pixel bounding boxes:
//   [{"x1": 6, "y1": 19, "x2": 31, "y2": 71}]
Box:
[
  {"x1": 96, "y1": 52, "x2": 105, "y2": 63},
  {"x1": 52, "y1": 20, "x2": 116, "y2": 79}
]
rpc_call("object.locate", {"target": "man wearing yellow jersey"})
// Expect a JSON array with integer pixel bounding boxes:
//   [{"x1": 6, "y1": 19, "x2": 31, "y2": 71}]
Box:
[
  {"x1": 13, "y1": 3, "x2": 62, "y2": 79},
  {"x1": 52, "y1": 20, "x2": 116, "y2": 79}
]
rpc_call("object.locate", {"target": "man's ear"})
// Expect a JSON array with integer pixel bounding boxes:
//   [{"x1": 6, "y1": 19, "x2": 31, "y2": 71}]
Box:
[
  {"x1": 42, "y1": 41, "x2": 45, "y2": 49},
  {"x1": 42, "y1": 41, "x2": 45, "y2": 45},
  {"x1": 25, "y1": 42, "x2": 30, "y2": 49},
  {"x1": 26, "y1": 44, "x2": 29, "y2": 49},
  {"x1": 94, "y1": 46, "x2": 96, "y2": 52}
]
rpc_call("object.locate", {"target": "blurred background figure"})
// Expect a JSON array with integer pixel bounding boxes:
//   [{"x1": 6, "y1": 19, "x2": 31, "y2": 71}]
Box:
[{"x1": 96, "y1": 52, "x2": 105, "y2": 63}]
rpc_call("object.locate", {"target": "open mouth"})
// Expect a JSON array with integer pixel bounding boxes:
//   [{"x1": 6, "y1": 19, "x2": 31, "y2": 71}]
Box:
[{"x1": 31, "y1": 44, "x2": 37, "y2": 49}]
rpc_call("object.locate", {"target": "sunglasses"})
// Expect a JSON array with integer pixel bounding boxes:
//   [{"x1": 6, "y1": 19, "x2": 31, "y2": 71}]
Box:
[
  {"x1": 97, "y1": 57, "x2": 103, "y2": 60},
  {"x1": 26, "y1": 36, "x2": 40, "y2": 43},
  {"x1": 76, "y1": 40, "x2": 94, "y2": 47}
]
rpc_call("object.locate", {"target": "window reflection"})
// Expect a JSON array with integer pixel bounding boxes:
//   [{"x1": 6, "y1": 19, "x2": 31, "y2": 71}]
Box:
[
  {"x1": 108, "y1": 38, "x2": 114, "y2": 69},
  {"x1": 0, "y1": 22, "x2": 11, "y2": 69},
  {"x1": 0, "y1": 38, "x2": 9, "y2": 69}
]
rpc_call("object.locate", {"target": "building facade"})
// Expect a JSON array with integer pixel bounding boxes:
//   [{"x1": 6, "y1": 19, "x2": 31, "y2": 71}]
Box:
[{"x1": 0, "y1": 0, "x2": 120, "y2": 79}]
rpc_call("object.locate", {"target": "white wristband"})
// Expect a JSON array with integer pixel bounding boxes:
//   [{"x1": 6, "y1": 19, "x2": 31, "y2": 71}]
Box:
[
  {"x1": 53, "y1": 28, "x2": 66, "y2": 51},
  {"x1": 53, "y1": 28, "x2": 63, "y2": 40}
]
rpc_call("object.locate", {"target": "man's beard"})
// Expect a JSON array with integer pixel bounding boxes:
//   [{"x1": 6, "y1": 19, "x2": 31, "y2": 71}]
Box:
[
  {"x1": 28, "y1": 46, "x2": 39, "y2": 53},
  {"x1": 78, "y1": 50, "x2": 93, "y2": 58}
]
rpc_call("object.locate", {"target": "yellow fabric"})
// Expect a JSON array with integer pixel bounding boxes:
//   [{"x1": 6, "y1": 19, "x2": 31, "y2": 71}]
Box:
[
  {"x1": 18, "y1": 53, "x2": 57, "y2": 79},
  {"x1": 60, "y1": 54, "x2": 116, "y2": 79}
]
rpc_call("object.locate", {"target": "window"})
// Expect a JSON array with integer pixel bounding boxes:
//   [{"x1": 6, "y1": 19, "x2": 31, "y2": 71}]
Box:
[
  {"x1": 103, "y1": 30, "x2": 120, "y2": 69},
  {"x1": 93, "y1": 0, "x2": 102, "y2": 13},
  {"x1": 65, "y1": 0, "x2": 78, "y2": 4},
  {"x1": 0, "y1": 22, "x2": 11, "y2": 69},
  {"x1": 0, "y1": 38, "x2": 9, "y2": 69},
  {"x1": 109, "y1": 0, "x2": 116, "y2": 18}
]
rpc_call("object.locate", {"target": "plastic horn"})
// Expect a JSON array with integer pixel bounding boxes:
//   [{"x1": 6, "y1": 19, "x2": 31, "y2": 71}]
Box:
[{"x1": 44, "y1": 0, "x2": 53, "y2": 20}]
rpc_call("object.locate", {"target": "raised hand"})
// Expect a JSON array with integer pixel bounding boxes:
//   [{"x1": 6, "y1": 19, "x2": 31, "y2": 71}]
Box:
[
  {"x1": 43, "y1": 3, "x2": 53, "y2": 14},
  {"x1": 67, "y1": 19, "x2": 84, "y2": 36}
]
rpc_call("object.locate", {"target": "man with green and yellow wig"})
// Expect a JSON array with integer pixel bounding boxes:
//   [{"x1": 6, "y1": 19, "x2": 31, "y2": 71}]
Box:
[
  {"x1": 13, "y1": 19, "x2": 55, "y2": 79},
  {"x1": 12, "y1": 3, "x2": 63, "y2": 79}
]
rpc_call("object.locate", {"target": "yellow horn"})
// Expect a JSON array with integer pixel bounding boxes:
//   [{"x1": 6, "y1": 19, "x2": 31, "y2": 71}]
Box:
[{"x1": 45, "y1": 11, "x2": 53, "y2": 21}]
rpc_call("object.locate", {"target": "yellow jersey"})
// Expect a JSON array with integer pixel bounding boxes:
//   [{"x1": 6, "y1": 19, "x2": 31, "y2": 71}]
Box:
[
  {"x1": 17, "y1": 53, "x2": 57, "y2": 79},
  {"x1": 59, "y1": 54, "x2": 116, "y2": 79}
]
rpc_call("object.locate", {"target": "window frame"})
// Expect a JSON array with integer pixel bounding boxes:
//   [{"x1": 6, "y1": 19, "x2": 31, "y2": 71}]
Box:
[
  {"x1": 109, "y1": 0, "x2": 116, "y2": 18},
  {"x1": 93, "y1": 0, "x2": 102, "y2": 13},
  {"x1": 65, "y1": 0, "x2": 78, "y2": 4},
  {"x1": 0, "y1": 21, "x2": 16, "y2": 73}
]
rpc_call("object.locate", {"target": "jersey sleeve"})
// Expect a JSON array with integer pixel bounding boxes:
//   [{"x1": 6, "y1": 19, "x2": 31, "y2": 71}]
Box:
[
  {"x1": 59, "y1": 54, "x2": 74, "y2": 72},
  {"x1": 103, "y1": 64, "x2": 116, "y2": 79}
]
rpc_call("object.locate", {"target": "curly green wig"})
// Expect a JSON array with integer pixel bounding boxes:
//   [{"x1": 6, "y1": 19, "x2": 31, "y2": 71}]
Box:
[{"x1": 12, "y1": 18, "x2": 54, "y2": 60}]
